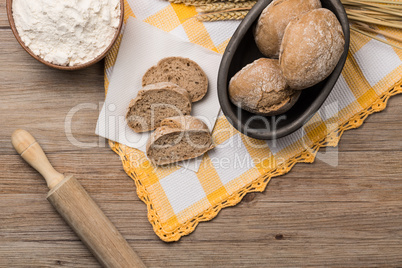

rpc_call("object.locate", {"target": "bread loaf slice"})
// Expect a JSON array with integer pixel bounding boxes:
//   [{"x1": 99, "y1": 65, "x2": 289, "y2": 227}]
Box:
[
  {"x1": 126, "y1": 82, "x2": 192, "y2": 133},
  {"x1": 142, "y1": 57, "x2": 208, "y2": 102},
  {"x1": 146, "y1": 116, "x2": 214, "y2": 166},
  {"x1": 161, "y1": 115, "x2": 209, "y2": 130}
]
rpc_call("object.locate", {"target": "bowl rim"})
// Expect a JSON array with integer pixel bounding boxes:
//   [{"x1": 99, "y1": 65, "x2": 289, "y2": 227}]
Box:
[
  {"x1": 6, "y1": 0, "x2": 124, "y2": 71},
  {"x1": 217, "y1": 0, "x2": 350, "y2": 140}
]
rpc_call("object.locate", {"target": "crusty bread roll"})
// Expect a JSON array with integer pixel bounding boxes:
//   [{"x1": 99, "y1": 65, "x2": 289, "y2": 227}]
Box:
[
  {"x1": 146, "y1": 116, "x2": 214, "y2": 166},
  {"x1": 229, "y1": 58, "x2": 300, "y2": 116},
  {"x1": 254, "y1": 0, "x2": 321, "y2": 58},
  {"x1": 279, "y1": 8, "x2": 345, "y2": 90},
  {"x1": 142, "y1": 57, "x2": 208, "y2": 102},
  {"x1": 126, "y1": 82, "x2": 192, "y2": 133}
]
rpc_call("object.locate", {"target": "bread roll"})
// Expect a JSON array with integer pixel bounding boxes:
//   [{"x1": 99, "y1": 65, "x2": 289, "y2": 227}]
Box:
[
  {"x1": 126, "y1": 82, "x2": 192, "y2": 133},
  {"x1": 229, "y1": 58, "x2": 300, "y2": 116},
  {"x1": 279, "y1": 8, "x2": 345, "y2": 90},
  {"x1": 146, "y1": 116, "x2": 214, "y2": 166},
  {"x1": 254, "y1": 0, "x2": 321, "y2": 58}
]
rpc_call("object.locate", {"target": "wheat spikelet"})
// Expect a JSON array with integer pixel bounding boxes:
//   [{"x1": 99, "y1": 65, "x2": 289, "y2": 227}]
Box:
[
  {"x1": 196, "y1": 10, "x2": 248, "y2": 21},
  {"x1": 196, "y1": 1, "x2": 256, "y2": 12},
  {"x1": 168, "y1": 0, "x2": 218, "y2": 5}
]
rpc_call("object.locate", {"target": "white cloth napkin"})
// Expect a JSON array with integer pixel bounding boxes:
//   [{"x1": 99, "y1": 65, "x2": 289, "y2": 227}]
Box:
[{"x1": 96, "y1": 17, "x2": 223, "y2": 172}]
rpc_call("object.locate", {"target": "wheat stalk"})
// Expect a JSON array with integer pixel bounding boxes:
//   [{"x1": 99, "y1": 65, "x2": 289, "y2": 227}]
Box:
[
  {"x1": 167, "y1": 0, "x2": 402, "y2": 49},
  {"x1": 350, "y1": 25, "x2": 402, "y2": 49},
  {"x1": 355, "y1": 22, "x2": 402, "y2": 41},
  {"x1": 196, "y1": 1, "x2": 256, "y2": 12},
  {"x1": 349, "y1": 9, "x2": 402, "y2": 20},
  {"x1": 350, "y1": 0, "x2": 402, "y2": 5},
  {"x1": 341, "y1": 0, "x2": 402, "y2": 49},
  {"x1": 343, "y1": 0, "x2": 402, "y2": 10},
  {"x1": 342, "y1": 0, "x2": 402, "y2": 25},
  {"x1": 168, "y1": 0, "x2": 250, "y2": 6},
  {"x1": 196, "y1": 10, "x2": 248, "y2": 21},
  {"x1": 346, "y1": 9, "x2": 402, "y2": 28}
]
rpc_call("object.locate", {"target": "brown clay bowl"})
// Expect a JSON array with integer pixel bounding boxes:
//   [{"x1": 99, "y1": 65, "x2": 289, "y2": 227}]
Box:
[{"x1": 6, "y1": 0, "x2": 124, "y2": 70}]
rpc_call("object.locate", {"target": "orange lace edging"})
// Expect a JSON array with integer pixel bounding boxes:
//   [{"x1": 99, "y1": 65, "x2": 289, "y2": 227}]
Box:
[{"x1": 109, "y1": 78, "x2": 402, "y2": 242}]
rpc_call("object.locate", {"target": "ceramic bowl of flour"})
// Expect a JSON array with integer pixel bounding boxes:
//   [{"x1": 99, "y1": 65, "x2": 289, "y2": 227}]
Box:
[{"x1": 6, "y1": 0, "x2": 124, "y2": 70}]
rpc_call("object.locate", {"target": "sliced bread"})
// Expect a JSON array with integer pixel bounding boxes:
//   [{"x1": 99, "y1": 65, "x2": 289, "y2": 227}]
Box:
[
  {"x1": 142, "y1": 57, "x2": 208, "y2": 102},
  {"x1": 146, "y1": 116, "x2": 214, "y2": 166},
  {"x1": 126, "y1": 82, "x2": 192, "y2": 133},
  {"x1": 161, "y1": 115, "x2": 210, "y2": 131}
]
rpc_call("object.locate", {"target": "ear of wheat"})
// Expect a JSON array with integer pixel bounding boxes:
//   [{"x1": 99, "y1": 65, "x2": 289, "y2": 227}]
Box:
[
  {"x1": 166, "y1": 0, "x2": 402, "y2": 49},
  {"x1": 196, "y1": 10, "x2": 249, "y2": 21},
  {"x1": 196, "y1": 1, "x2": 257, "y2": 12},
  {"x1": 168, "y1": 0, "x2": 252, "y2": 6}
]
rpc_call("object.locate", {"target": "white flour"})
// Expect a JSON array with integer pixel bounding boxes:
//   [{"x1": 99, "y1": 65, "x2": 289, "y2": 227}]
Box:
[{"x1": 12, "y1": 0, "x2": 120, "y2": 66}]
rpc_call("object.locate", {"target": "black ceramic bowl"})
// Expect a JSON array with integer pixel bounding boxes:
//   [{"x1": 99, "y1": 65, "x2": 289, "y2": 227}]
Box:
[{"x1": 218, "y1": 0, "x2": 350, "y2": 140}]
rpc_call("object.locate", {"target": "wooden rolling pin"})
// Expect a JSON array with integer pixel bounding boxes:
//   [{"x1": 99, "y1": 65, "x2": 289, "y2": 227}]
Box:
[{"x1": 11, "y1": 129, "x2": 146, "y2": 268}]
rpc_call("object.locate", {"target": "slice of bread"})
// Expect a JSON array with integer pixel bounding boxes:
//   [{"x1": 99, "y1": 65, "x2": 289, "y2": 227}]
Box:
[
  {"x1": 142, "y1": 57, "x2": 208, "y2": 102},
  {"x1": 126, "y1": 82, "x2": 192, "y2": 133},
  {"x1": 146, "y1": 116, "x2": 214, "y2": 166},
  {"x1": 161, "y1": 115, "x2": 210, "y2": 130}
]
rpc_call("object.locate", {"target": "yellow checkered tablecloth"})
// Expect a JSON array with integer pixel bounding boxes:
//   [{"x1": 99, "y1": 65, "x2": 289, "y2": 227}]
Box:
[{"x1": 104, "y1": 0, "x2": 402, "y2": 241}]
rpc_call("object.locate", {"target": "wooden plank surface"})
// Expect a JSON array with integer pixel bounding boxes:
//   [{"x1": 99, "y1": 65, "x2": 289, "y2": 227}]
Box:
[{"x1": 1, "y1": 2, "x2": 402, "y2": 267}]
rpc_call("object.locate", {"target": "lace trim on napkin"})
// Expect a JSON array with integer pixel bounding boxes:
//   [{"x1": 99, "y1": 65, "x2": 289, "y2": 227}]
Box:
[{"x1": 108, "y1": 78, "x2": 402, "y2": 242}]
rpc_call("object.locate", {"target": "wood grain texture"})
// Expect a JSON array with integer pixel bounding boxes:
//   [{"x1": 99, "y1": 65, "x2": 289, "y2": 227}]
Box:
[
  {"x1": 0, "y1": 1, "x2": 8, "y2": 27},
  {"x1": 48, "y1": 176, "x2": 146, "y2": 268},
  {"x1": 1, "y1": 1, "x2": 402, "y2": 266},
  {"x1": 10, "y1": 129, "x2": 145, "y2": 267}
]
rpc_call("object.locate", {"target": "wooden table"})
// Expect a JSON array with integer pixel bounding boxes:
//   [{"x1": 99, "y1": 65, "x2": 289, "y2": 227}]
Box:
[{"x1": 1, "y1": 2, "x2": 402, "y2": 267}]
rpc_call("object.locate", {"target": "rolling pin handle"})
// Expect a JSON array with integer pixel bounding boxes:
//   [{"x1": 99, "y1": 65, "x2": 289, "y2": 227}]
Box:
[{"x1": 11, "y1": 129, "x2": 64, "y2": 189}]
